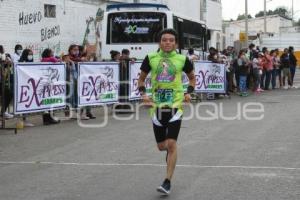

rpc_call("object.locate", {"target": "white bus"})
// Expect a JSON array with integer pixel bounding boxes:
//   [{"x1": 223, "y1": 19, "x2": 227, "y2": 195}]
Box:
[{"x1": 101, "y1": 3, "x2": 208, "y2": 60}]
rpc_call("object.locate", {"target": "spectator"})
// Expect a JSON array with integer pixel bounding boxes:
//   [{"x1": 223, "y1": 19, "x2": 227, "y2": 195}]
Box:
[
  {"x1": 64, "y1": 44, "x2": 95, "y2": 120},
  {"x1": 78, "y1": 45, "x2": 95, "y2": 119},
  {"x1": 0, "y1": 45, "x2": 13, "y2": 119},
  {"x1": 19, "y1": 49, "x2": 35, "y2": 126},
  {"x1": 41, "y1": 48, "x2": 61, "y2": 125},
  {"x1": 110, "y1": 50, "x2": 121, "y2": 62},
  {"x1": 207, "y1": 47, "x2": 219, "y2": 63},
  {"x1": 280, "y1": 48, "x2": 292, "y2": 89},
  {"x1": 247, "y1": 43, "x2": 256, "y2": 60},
  {"x1": 221, "y1": 50, "x2": 231, "y2": 97},
  {"x1": 288, "y1": 46, "x2": 297, "y2": 87},
  {"x1": 273, "y1": 49, "x2": 282, "y2": 88},
  {"x1": 187, "y1": 48, "x2": 199, "y2": 61},
  {"x1": 269, "y1": 49, "x2": 278, "y2": 89},
  {"x1": 121, "y1": 49, "x2": 130, "y2": 60},
  {"x1": 237, "y1": 50, "x2": 249, "y2": 97},
  {"x1": 41, "y1": 48, "x2": 60, "y2": 63},
  {"x1": 260, "y1": 47, "x2": 267, "y2": 89},
  {"x1": 262, "y1": 47, "x2": 273, "y2": 90},
  {"x1": 79, "y1": 45, "x2": 88, "y2": 62},
  {"x1": 252, "y1": 52, "x2": 264, "y2": 93},
  {"x1": 11, "y1": 44, "x2": 23, "y2": 64},
  {"x1": 246, "y1": 44, "x2": 256, "y2": 90},
  {"x1": 121, "y1": 48, "x2": 136, "y2": 62},
  {"x1": 63, "y1": 45, "x2": 80, "y2": 115},
  {"x1": 19, "y1": 49, "x2": 34, "y2": 62}
]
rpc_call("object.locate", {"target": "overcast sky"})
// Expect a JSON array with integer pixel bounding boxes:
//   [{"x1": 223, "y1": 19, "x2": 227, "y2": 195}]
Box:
[{"x1": 222, "y1": 0, "x2": 300, "y2": 20}]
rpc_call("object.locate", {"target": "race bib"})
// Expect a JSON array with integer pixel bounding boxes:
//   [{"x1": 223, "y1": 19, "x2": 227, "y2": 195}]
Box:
[{"x1": 155, "y1": 89, "x2": 174, "y2": 104}]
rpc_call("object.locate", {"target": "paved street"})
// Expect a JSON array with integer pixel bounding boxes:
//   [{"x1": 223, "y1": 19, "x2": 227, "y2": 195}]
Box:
[{"x1": 0, "y1": 72, "x2": 300, "y2": 200}]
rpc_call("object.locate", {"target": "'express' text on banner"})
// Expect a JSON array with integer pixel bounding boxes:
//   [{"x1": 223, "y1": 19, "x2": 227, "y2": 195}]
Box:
[
  {"x1": 129, "y1": 61, "x2": 224, "y2": 99},
  {"x1": 129, "y1": 62, "x2": 152, "y2": 100},
  {"x1": 194, "y1": 61, "x2": 226, "y2": 93},
  {"x1": 78, "y1": 62, "x2": 119, "y2": 106},
  {"x1": 14, "y1": 63, "x2": 66, "y2": 114}
]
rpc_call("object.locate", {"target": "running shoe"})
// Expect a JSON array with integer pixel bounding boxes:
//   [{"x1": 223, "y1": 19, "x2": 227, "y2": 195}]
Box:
[{"x1": 157, "y1": 179, "x2": 171, "y2": 195}]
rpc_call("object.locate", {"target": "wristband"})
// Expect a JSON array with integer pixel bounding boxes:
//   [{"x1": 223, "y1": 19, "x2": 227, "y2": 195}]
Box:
[
  {"x1": 187, "y1": 85, "x2": 194, "y2": 94},
  {"x1": 138, "y1": 86, "x2": 146, "y2": 95}
]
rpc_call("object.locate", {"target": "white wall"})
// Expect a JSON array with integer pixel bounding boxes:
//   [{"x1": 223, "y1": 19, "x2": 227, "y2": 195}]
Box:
[
  {"x1": 206, "y1": 0, "x2": 222, "y2": 50},
  {"x1": 206, "y1": 0, "x2": 222, "y2": 31},
  {"x1": 224, "y1": 15, "x2": 293, "y2": 47},
  {"x1": 261, "y1": 33, "x2": 300, "y2": 50},
  {"x1": 0, "y1": 0, "x2": 101, "y2": 60},
  {"x1": 163, "y1": 0, "x2": 200, "y2": 20}
]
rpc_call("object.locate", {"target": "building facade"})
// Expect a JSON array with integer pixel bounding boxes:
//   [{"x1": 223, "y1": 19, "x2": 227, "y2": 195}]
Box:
[
  {"x1": 224, "y1": 15, "x2": 293, "y2": 48},
  {"x1": 0, "y1": 0, "x2": 106, "y2": 59},
  {"x1": 0, "y1": 0, "x2": 222, "y2": 59}
]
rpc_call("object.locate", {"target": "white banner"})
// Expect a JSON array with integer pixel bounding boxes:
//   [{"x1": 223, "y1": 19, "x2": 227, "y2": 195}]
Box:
[
  {"x1": 129, "y1": 62, "x2": 152, "y2": 100},
  {"x1": 128, "y1": 61, "x2": 226, "y2": 100},
  {"x1": 78, "y1": 62, "x2": 119, "y2": 107},
  {"x1": 14, "y1": 63, "x2": 66, "y2": 114},
  {"x1": 194, "y1": 61, "x2": 226, "y2": 93}
]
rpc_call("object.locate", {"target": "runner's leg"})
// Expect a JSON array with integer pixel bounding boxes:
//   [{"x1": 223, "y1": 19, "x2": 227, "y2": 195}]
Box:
[{"x1": 166, "y1": 139, "x2": 177, "y2": 180}]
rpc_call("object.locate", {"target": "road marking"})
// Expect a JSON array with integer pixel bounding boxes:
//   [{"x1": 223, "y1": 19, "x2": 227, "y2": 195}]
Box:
[{"x1": 0, "y1": 161, "x2": 299, "y2": 171}]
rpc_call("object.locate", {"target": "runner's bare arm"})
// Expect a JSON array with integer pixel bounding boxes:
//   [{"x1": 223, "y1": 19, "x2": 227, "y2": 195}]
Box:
[
  {"x1": 138, "y1": 70, "x2": 148, "y2": 90},
  {"x1": 138, "y1": 71, "x2": 153, "y2": 105},
  {"x1": 186, "y1": 70, "x2": 196, "y2": 88},
  {"x1": 184, "y1": 70, "x2": 196, "y2": 103}
]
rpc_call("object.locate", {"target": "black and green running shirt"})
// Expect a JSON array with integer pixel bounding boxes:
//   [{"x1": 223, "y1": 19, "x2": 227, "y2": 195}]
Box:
[{"x1": 140, "y1": 49, "x2": 193, "y2": 114}]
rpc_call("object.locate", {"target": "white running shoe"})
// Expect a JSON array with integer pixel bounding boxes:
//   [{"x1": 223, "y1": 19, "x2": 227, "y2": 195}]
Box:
[{"x1": 157, "y1": 179, "x2": 171, "y2": 195}]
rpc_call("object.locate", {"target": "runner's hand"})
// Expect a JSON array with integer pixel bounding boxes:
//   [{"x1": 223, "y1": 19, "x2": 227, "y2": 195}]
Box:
[
  {"x1": 184, "y1": 93, "x2": 192, "y2": 103},
  {"x1": 141, "y1": 94, "x2": 154, "y2": 107}
]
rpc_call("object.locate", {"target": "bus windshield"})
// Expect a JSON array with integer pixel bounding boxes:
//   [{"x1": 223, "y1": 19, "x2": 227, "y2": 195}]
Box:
[{"x1": 107, "y1": 12, "x2": 167, "y2": 44}]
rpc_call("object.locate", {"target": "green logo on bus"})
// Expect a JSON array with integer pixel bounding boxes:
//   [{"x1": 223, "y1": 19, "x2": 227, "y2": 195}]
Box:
[
  {"x1": 125, "y1": 25, "x2": 149, "y2": 34},
  {"x1": 126, "y1": 25, "x2": 137, "y2": 34}
]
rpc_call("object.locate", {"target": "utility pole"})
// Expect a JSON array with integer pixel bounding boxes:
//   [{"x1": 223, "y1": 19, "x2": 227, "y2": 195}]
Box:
[
  {"x1": 245, "y1": 0, "x2": 248, "y2": 46},
  {"x1": 264, "y1": 0, "x2": 267, "y2": 33},
  {"x1": 292, "y1": 0, "x2": 294, "y2": 21}
]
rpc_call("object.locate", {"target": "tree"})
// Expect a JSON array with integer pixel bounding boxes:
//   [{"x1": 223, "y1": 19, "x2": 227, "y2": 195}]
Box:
[
  {"x1": 273, "y1": 7, "x2": 291, "y2": 18},
  {"x1": 237, "y1": 14, "x2": 253, "y2": 21},
  {"x1": 254, "y1": 7, "x2": 291, "y2": 19},
  {"x1": 255, "y1": 11, "x2": 265, "y2": 18}
]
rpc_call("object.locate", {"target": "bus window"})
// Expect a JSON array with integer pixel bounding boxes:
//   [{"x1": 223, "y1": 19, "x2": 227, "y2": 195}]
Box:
[
  {"x1": 173, "y1": 15, "x2": 205, "y2": 52},
  {"x1": 107, "y1": 12, "x2": 167, "y2": 44}
]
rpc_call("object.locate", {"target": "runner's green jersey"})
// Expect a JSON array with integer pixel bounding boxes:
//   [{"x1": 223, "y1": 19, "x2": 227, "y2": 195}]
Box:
[{"x1": 140, "y1": 49, "x2": 193, "y2": 115}]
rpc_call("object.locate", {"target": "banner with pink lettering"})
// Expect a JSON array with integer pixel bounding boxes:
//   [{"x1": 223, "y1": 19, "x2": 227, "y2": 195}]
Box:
[
  {"x1": 194, "y1": 61, "x2": 226, "y2": 93},
  {"x1": 78, "y1": 63, "x2": 119, "y2": 107},
  {"x1": 14, "y1": 63, "x2": 67, "y2": 114},
  {"x1": 129, "y1": 62, "x2": 152, "y2": 100}
]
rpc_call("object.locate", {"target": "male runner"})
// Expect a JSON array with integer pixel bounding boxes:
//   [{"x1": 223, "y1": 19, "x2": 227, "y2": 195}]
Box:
[{"x1": 138, "y1": 28, "x2": 196, "y2": 195}]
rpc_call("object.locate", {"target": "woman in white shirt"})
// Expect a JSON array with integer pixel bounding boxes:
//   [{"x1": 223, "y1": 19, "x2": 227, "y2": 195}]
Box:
[
  {"x1": 11, "y1": 44, "x2": 23, "y2": 64},
  {"x1": 253, "y1": 52, "x2": 264, "y2": 93}
]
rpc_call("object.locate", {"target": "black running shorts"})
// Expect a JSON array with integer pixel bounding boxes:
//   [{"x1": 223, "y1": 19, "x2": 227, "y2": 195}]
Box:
[{"x1": 152, "y1": 108, "x2": 182, "y2": 143}]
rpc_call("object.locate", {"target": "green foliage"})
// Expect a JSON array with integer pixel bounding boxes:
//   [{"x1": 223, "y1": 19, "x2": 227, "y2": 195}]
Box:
[
  {"x1": 237, "y1": 14, "x2": 253, "y2": 20},
  {"x1": 254, "y1": 7, "x2": 291, "y2": 19}
]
